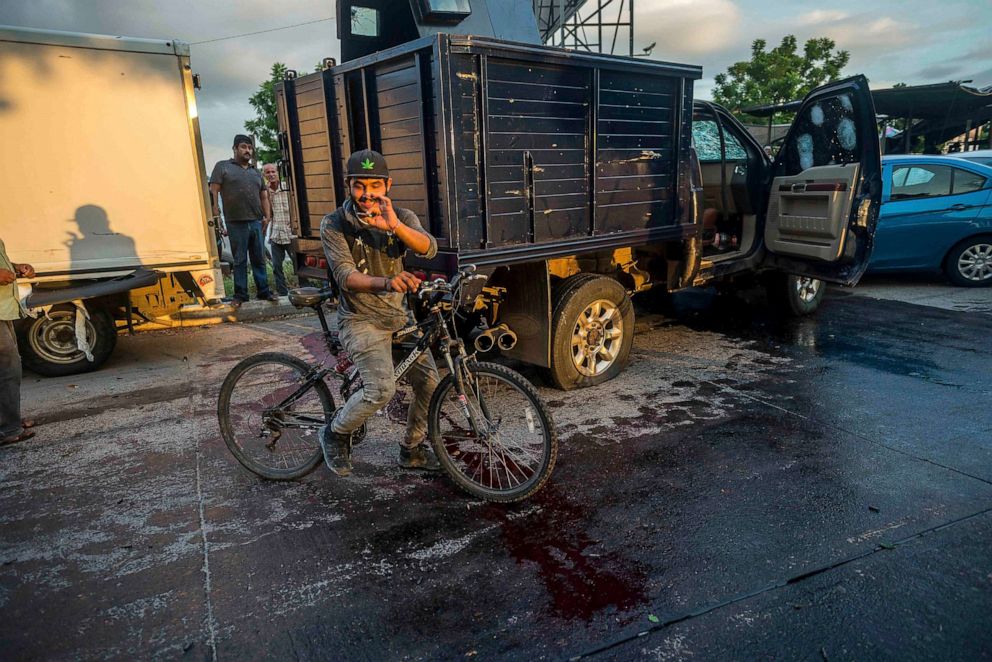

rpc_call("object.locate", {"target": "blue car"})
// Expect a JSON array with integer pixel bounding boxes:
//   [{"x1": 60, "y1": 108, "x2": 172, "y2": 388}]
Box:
[{"x1": 869, "y1": 155, "x2": 992, "y2": 286}]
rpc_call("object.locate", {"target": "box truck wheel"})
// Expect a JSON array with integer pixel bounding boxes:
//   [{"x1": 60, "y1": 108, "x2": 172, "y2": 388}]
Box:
[
  {"x1": 765, "y1": 273, "x2": 824, "y2": 317},
  {"x1": 546, "y1": 275, "x2": 634, "y2": 390},
  {"x1": 16, "y1": 304, "x2": 117, "y2": 377}
]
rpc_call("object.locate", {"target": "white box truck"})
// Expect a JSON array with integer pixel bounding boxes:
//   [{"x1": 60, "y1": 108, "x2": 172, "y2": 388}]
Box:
[{"x1": 0, "y1": 25, "x2": 224, "y2": 376}]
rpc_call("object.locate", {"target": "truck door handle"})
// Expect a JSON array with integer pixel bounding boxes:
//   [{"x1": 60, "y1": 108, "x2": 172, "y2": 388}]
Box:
[{"x1": 950, "y1": 203, "x2": 971, "y2": 211}]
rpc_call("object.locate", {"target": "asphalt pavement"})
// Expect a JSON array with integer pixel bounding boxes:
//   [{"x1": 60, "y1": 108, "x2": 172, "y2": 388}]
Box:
[{"x1": 2, "y1": 276, "x2": 991, "y2": 660}]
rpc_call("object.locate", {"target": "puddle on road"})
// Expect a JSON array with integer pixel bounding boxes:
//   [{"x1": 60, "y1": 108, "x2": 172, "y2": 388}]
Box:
[{"x1": 483, "y1": 484, "x2": 650, "y2": 622}]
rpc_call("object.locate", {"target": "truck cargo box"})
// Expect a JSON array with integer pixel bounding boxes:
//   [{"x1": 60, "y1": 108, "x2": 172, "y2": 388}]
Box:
[
  {"x1": 0, "y1": 26, "x2": 216, "y2": 283},
  {"x1": 276, "y1": 34, "x2": 702, "y2": 271}
]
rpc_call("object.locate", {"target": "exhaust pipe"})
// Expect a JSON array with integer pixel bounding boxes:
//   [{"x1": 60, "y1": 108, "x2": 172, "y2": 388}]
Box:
[
  {"x1": 472, "y1": 324, "x2": 517, "y2": 353},
  {"x1": 496, "y1": 326, "x2": 517, "y2": 351},
  {"x1": 474, "y1": 329, "x2": 496, "y2": 353}
]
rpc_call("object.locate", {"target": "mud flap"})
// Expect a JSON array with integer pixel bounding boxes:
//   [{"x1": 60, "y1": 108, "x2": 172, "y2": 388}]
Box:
[{"x1": 489, "y1": 262, "x2": 552, "y2": 368}]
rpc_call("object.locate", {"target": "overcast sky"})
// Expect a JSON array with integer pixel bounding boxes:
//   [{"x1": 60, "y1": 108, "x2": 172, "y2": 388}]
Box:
[{"x1": 2, "y1": 0, "x2": 990, "y2": 169}]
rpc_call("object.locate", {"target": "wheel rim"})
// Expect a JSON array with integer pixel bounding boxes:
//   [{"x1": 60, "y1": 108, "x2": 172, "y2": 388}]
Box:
[
  {"x1": 794, "y1": 277, "x2": 822, "y2": 303},
  {"x1": 570, "y1": 298, "x2": 623, "y2": 377},
  {"x1": 957, "y1": 243, "x2": 992, "y2": 282},
  {"x1": 434, "y1": 371, "x2": 548, "y2": 495},
  {"x1": 27, "y1": 310, "x2": 95, "y2": 365}
]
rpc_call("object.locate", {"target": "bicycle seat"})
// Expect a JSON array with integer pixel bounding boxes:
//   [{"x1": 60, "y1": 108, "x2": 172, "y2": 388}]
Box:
[{"x1": 288, "y1": 287, "x2": 334, "y2": 308}]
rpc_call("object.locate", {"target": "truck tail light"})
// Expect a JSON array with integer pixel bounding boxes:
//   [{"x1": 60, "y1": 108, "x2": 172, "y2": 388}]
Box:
[{"x1": 303, "y1": 255, "x2": 328, "y2": 270}]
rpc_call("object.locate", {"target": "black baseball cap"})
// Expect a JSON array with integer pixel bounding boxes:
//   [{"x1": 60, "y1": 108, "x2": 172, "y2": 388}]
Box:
[
  {"x1": 233, "y1": 134, "x2": 253, "y2": 148},
  {"x1": 346, "y1": 149, "x2": 389, "y2": 179}
]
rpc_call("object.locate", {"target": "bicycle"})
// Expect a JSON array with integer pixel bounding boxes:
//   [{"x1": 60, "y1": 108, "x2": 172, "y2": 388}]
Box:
[{"x1": 217, "y1": 266, "x2": 558, "y2": 502}]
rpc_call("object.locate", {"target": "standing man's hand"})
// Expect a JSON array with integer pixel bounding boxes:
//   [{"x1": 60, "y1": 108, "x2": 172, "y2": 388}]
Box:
[
  {"x1": 14, "y1": 263, "x2": 35, "y2": 279},
  {"x1": 0, "y1": 268, "x2": 16, "y2": 285}
]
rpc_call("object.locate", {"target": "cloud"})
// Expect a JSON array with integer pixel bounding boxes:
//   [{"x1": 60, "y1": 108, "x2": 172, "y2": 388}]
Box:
[
  {"x1": 0, "y1": 0, "x2": 338, "y2": 173},
  {"x1": 915, "y1": 64, "x2": 966, "y2": 81},
  {"x1": 635, "y1": 0, "x2": 743, "y2": 56},
  {"x1": 795, "y1": 10, "x2": 851, "y2": 26}
]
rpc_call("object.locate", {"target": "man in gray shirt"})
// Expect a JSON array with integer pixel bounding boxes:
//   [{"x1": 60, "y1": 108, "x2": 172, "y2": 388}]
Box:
[
  {"x1": 319, "y1": 149, "x2": 439, "y2": 477},
  {"x1": 209, "y1": 135, "x2": 276, "y2": 306}
]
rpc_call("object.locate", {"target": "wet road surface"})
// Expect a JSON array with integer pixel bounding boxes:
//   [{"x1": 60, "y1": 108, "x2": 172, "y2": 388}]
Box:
[{"x1": 2, "y1": 283, "x2": 991, "y2": 660}]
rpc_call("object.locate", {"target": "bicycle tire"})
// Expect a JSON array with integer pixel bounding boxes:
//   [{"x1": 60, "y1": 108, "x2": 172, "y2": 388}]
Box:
[
  {"x1": 218, "y1": 352, "x2": 332, "y2": 480},
  {"x1": 428, "y1": 361, "x2": 558, "y2": 502}
]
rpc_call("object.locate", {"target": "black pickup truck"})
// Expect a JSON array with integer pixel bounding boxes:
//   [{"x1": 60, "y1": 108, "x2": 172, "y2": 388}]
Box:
[{"x1": 275, "y1": 30, "x2": 881, "y2": 389}]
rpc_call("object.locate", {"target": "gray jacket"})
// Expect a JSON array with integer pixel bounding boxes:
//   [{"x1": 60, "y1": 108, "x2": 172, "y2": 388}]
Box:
[{"x1": 320, "y1": 200, "x2": 438, "y2": 331}]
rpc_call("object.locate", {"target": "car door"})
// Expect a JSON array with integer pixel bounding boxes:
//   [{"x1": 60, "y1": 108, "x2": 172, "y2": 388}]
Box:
[
  {"x1": 761, "y1": 75, "x2": 882, "y2": 285},
  {"x1": 873, "y1": 162, "x2": 990, "y2": 270}
]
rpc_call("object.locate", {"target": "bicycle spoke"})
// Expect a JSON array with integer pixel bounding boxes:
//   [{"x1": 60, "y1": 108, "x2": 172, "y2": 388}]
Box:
[
  {"x1": 221, "y1": 356, "x2": 328, "y2": 479},
  {"x1": 432, "y1": 365, "x2": 552, "y2": 497}
]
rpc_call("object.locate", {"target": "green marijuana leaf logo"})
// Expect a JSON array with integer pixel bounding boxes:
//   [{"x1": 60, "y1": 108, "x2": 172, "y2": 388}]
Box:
[{"x1": 361, "y1": 157, "x2": 375, "y2": 170}]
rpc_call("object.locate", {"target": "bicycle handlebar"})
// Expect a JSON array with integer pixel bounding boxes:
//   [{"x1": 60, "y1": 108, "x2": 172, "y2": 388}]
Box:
[{"x1": 417, "y1": 264, "x2": 477, "y2": 300}]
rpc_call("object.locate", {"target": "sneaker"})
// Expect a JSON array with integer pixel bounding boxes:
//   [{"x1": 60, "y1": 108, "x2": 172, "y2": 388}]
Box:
[
  {"x1": 230, "y1": 298, "x2": 246, "y2": 309},
  {"x1": 398, "y1": 445, "x2": 441, "y2": 472},
  {"x1": 319, "y1": 425, "x2": 352, "y2": 477},
  {"x1": 262, "y1": 293, "x2": 280, "y2": 302}
]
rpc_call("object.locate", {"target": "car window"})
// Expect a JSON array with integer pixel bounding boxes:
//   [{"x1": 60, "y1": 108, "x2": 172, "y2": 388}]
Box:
[
  {"x1": 952, "y1": 168, "x2": 987, "y2": 194},
  {"x1": 691, "y1": 119, "x2": 747, "y2": 162},
  {"x1": 890, "y1": 165, "x2": 952, "y2": 199},
  {"x1": 780, "y1": 92, "x2": 861, "y2": 175}
]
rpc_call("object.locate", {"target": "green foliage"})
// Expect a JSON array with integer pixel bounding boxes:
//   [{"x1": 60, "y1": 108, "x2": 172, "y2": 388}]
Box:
[
  {"x1": 712, "y1": 36, "x2": 850, "y2": 123},
  {"x1": 244, "y1": 62, "x2": 288, "y2": 166}
]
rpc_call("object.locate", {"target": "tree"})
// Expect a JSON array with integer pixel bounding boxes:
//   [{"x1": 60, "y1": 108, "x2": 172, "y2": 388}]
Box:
[
  {"x1": 244, "y1": 62, "x2": 288, "y2": 165},
  {"x1": 712, "y1": 36, "x2": 850, "y2": 123}
]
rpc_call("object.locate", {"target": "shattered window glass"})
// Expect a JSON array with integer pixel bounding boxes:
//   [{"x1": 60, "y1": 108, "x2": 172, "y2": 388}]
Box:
[
  {"x1": 351, "y1": 6, "x2": 379, "y2": 37},
  {"x1": 691, "y1": 120, "x2": 748, "y2": 162},
  {"x1": 781, "y1": 92, "x2": 861, "y2": 175}
]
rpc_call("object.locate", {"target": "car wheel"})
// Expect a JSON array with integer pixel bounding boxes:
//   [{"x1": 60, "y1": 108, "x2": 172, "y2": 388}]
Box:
[
  {"x1": 16, "y1": 304, "x2": 117, "y2": 377},
  {"x1": 766, "y1": 273, "x2": 825, "y2": 317},
  {"x1": 545, "y1": 275, "x2": 634, "y2": 390},
  {"x1": 945, "y1": 237, "x2": 992, "y2": 287}
]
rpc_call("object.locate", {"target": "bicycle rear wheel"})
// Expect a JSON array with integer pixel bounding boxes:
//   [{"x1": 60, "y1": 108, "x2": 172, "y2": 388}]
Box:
[
  {"x1": 428, "y1": 361, "x2": 557, "y2": 502},
  {"x1": 218, "y1": 352, "x2": 332, "y2": 480}
]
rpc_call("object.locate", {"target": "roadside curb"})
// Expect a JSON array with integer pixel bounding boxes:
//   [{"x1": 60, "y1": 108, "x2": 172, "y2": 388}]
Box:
[
  {"x1": 227, "y1": 297, "x2": 312, "y2": 322},
  {"x1": 131, "y1": 296, "x2": 315, "y2": 332}
]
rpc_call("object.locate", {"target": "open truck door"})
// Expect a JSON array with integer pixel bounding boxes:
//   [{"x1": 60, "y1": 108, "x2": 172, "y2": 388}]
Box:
[{"x1": 762, "y1": 75, "x2": 881, "y2": 285}]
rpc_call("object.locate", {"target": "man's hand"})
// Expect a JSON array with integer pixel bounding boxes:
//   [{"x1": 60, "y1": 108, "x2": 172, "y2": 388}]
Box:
[
  {"x1": 14, "y1": 263, "x2": 35, "y2": 278},
  {"x1": 365, "y1": 195, "x2": 400, "y2": 233},
  {"x1": 0, "y1": 268, "x2": 16, "y2": 285},
  {"x1": 387, "y1": 271, "x2": 422, "y2": 293}
]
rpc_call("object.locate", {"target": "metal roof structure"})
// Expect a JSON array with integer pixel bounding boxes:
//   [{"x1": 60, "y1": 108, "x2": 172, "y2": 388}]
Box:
[
  {"x1": 533, "y1": 0, "x2": 635, "y2": 56},
  {"x1": 741, "y1": 82, "x2": 992, "y2": 153}
]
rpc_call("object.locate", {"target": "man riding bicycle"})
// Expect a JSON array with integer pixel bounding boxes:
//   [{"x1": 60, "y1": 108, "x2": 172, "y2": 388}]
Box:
[{"x1": 319, "y1": 149, "x2": 441, "y2": 477}]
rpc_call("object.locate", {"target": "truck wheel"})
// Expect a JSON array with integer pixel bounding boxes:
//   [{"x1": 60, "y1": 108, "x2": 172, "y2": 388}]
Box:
[
  {"x1": 546, "y1": 275, "x2": 634, "y2": 390},
  {"x1": 765, "y1": 273, "x2": 824, "y2": 317},
  {"x1": 16, "y1": 304, "x2": 117, "y2": 377}
]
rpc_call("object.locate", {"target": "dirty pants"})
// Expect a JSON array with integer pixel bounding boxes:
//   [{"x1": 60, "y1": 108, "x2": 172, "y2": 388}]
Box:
[
  {"x1": 0, "y1": 320, "x2": 23, "y2": 439},
  {"x1": 330, "y1": 318, "x2": 439, "y2": 448}
]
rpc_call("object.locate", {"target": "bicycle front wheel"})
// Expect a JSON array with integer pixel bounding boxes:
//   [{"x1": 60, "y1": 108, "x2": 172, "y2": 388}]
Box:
[
  {"x1": 218, "y1": 352, "x2": 332, "y2": 480},
  {"x1": 428, "y1": 361, "x2": 558, "y2": 502}
]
